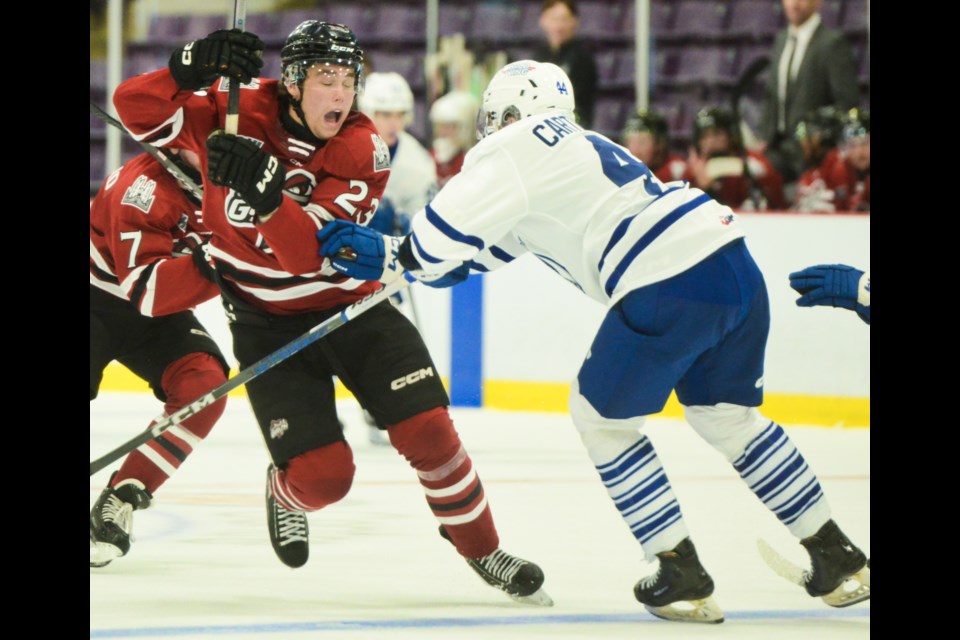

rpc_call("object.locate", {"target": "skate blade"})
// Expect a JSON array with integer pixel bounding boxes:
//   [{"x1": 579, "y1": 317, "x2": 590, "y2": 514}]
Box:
[
  {"x1": 508, "y1": 588, "x2": 554, "y2": 607},
  {"x1": 644, "y1": 596, "x2": 724, "y2": 624},
  {"x1": 821, "y1": 564, "x2": 870, "y2": 608},
  {"x1": 90, "y1": 540, "x2": 122, "y2": 568}
]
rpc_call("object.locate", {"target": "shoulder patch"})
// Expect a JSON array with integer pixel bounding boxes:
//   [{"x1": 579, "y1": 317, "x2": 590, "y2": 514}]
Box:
[
  {"x1": 121, "y1": 175, "x2": 157, "y2": 214},
  {"x1": 372, "y1": 134, "x2": 391, "y2": 172}
]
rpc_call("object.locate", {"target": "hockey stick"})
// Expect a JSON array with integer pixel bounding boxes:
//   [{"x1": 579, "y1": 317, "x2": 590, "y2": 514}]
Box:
[
  {"x1": 224, "y1": 0, "x2": 248, "y2": 135},
  {"x1": 90, "y1": 101, "x2": 204, "y2": 201},
  {"x1": 729, "y1": 56, "x2": 771, "y2": 209},
  {"x1": 90, "y1": 273, "x2": 414, "y2": 476}
]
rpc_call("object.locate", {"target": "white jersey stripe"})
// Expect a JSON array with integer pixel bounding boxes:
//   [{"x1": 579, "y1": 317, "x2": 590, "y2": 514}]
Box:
[{"x1": 231, "y1": 276, "x2": 368, "y2": 302}]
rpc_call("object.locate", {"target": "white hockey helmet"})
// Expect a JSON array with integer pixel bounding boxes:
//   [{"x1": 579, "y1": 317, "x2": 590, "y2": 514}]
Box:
[
  {"x1": 430, "y1": 91, "x2": 480, "y2": 151},
  {"x1": 358, "y1": 71, "x2": 415, "y2": 126},
  {"x1": 477, "y1": 60, "x2": 576, "y2": 140}
]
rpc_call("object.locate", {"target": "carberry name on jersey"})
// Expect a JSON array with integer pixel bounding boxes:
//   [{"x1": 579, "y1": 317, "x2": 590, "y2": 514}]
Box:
[{"x1": 532, "y1": 115, "x2": 583, "y2": 147}]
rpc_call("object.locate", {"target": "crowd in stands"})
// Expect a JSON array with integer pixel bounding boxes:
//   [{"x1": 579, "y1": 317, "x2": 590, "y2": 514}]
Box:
[{"x1": 90, "y1": 0, "x2": 869, "y2": 212}]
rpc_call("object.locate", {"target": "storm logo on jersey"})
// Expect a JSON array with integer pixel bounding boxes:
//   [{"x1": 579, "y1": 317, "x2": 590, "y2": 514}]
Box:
[{"x1": 372, "y1": 134, "x2": 390, "y2": 172}]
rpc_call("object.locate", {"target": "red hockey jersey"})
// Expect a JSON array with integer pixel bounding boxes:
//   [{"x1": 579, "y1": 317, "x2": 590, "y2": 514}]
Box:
[
  {"x1": 113, "y1": 70, "x2": 389, "y2": 315},
  {"x1": 89, "y1": 152, "x2": 219, "y2": 317}
]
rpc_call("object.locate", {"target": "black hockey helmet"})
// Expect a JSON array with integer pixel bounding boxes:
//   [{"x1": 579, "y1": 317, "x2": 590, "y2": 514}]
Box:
[
  {"x1": 693, "y1": 107, "x2": 736, "y2": 140},
  {"x1": 842, "y1": 108, "x2": 870, "y2": 141},
  {"x1": 280, "y1": 20, "x2": 365, "y2": 88},
  {"x1": 621, "y1": 108, "x2": 669, "y2": 142},
  {"x1": 794, "y1": 105, "x2": 846, "y2": 148}
]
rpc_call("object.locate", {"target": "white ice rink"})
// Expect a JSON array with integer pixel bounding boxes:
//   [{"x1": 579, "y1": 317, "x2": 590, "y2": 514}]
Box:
[{"x1": 90, "y1": 392, "x2": 870, "y2": 639}]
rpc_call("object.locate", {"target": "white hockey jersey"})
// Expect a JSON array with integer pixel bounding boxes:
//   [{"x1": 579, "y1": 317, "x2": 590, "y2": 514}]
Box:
[
  {"x1": 379, "y1": 130, "x2": 438, "y2": 230},
  {"x1": 407, "y1": 112, "x2": 746, "y2": 306}
]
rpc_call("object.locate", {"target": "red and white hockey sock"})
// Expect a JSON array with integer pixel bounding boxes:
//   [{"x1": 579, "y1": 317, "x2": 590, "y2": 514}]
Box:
[
  {"x1": 113, "y1": 353, "x2": 227, "y2": 495},
  {"x1": 389, "y1": 407, "x2": 499, "y2": 558}
]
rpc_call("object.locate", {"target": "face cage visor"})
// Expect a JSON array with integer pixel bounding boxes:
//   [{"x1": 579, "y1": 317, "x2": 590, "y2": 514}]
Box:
[
  {"x1": 476, "y1": 104, "x2": 521, "y2": 140},
  {"x1": 283, "y1": 59, "x2": 365, "y2": 94}
]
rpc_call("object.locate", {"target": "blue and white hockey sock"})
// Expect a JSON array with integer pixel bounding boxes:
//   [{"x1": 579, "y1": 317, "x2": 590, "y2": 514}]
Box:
[
  {"x1": 586, "y1": 429, "x2": 690, "y2": 561},
  {"x1": 733, "y1": 421, "x2": 831, "y2": 539}
]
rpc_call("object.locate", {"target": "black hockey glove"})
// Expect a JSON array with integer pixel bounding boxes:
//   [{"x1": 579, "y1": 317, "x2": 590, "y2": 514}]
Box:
[
  {"x1": 206, "y1": 133, "x2": 285, "y2": 217},
  {"x1": 169, "y1": 29, "x2": 264, "y2": 91}
]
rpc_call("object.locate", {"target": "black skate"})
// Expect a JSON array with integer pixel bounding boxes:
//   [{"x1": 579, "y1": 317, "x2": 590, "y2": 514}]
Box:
[
  {"x1": 266, "y1": 465, "x2": 310, "y2": 568},
  {"x1": 633, "y1": 538, "x2": 724, "y2": 623},
  {"x1": 439, "y1": 526, "x2": 553, "y2": 606},
  {"x1": 90, "y1": 472, "x2": 153, "y2": 568},
  {"x1": 757, "y1": 519, "x2": 870, "y2": 607}
]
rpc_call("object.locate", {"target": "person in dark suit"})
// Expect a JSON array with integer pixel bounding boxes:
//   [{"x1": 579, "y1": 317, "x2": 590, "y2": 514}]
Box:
[
  {"x1": 758, "y1": 0, "x2": 859, "y2": 183},
  {"x1": 533, "y1": 0, "x2": 598, "y2": 128}
]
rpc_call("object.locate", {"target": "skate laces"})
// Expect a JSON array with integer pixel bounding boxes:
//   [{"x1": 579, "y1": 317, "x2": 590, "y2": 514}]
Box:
[
  {"x1": 477, "y1": 549, "x2": 525, "y2": 583},
  {"x1": 99, "y1": 493, "x2": 134, "y2": 533},
  {"x1": 637, "y1": 565, "x2": 663, "y2": 591},
  {"x1": 273, "y1": 502, "x2": 308, "y2": 546}
]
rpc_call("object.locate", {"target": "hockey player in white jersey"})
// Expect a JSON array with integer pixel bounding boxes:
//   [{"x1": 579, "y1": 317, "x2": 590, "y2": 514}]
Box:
[
  {"x1": 317, "y1": 60, "x2": 870, "y2": 623},
  {"x1": 357, "y1": 71, "x2": 439, "y2": 445}
]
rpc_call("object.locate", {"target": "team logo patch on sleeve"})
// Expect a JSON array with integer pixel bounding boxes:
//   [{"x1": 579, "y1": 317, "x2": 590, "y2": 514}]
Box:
[
  {"x1": 121, "y1": 175, "x2": 157, "y2": 214},
  {"x1": 372, "y1": 134, "x2": 390, "y2": 172}
]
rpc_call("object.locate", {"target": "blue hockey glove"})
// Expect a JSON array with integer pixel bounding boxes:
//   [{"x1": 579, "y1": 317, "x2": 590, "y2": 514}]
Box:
[
  {"x1": 789, "y1": 264, "x2": 870, "y2": 324},
  {"x1": 317, "y1": 219, "x2": 404, "y2": 283},
  {"x1": 414, "y1": 262, "x2": 471, "y2": 288}
]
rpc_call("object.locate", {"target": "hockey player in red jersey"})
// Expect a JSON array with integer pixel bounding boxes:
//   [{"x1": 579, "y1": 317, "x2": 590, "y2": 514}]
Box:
[
  {"x1": 90, "y1": 149, "x2": 230, "y2": 567},
  {"x1": 683, "y1": 107, "x2": 787, "y2": 211},
  {"x1": 826, "y1": 108, "x2": 870, "y2": 212},
  {"x1": 791, "y1": 106, "x2": 846, "y2": 212},
  {"x1": 620, "y1": 108, "x2": 687, "y2": 185},
  {"x1": 111, "y1": 20, "x2": 550, "y2": 605}
]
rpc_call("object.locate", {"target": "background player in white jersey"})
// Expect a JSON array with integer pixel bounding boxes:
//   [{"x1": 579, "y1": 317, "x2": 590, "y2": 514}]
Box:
[
  {"x1": 358, "y1": 71, "x2": 439, "y2": 445},
  {"x1": 112, "y1": 22, "x2": 550, "y2": 605},
  {"x1": 359, "y1": 72, "x2": 438, "y2": 238},
  {"x1": 318, "y1": 60, "x2": 870, "y2": 623},
  {"x1": 429, "y1": 90, "x2": 480, "y2": 188}
]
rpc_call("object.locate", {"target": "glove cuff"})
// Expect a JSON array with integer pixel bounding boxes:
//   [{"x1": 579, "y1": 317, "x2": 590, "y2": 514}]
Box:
[
  {"x1": 380, "y1": 236, "x2": 405, "y2": 284},
  {"x1": 857, "y1": 272, "x2": 870, "y2": 307}
]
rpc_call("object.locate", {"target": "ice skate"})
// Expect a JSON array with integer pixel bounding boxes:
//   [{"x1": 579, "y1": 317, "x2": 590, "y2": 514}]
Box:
[
  {"x1": 758, "y1": 519, "x2": 869, "y2": 607},
  {"x1": 633, "y1": 538, "x2": 724, "y2": 624},
  {"x1": 90, "y1": 472, "x2": 153, "y2": 568},
  {"x1": 266, "y1": 464, "x2": 310, "y2": 568},
  {"x1": 439, "y1": 526, "x2": 553, "y2": 606}
]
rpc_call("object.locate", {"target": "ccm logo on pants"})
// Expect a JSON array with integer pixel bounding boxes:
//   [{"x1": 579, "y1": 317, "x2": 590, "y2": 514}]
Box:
[{"x1": 391, "y1": 367, "x2": 435, "y2": 390}]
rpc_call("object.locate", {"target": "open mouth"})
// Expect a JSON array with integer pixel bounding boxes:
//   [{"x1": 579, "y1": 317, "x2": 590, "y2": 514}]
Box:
[{"x1": 324, "y1": 110, "x2": 343, "y2": 125}]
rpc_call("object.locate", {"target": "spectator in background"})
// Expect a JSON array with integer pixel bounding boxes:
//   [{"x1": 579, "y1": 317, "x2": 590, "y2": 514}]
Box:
[
  {"x1": 684, "y1": 107, "x2": 787, "y2": 211},
  {"x1": 758, "y1": 0, "x2": 859, "y2": 184},
  {"x1": 792, "y1": 105, "x2": 846, "y2": 212},
  {"x1": 826, "y1": 108, "x2": 869, "y2": 212},
  {"x1": 620, "y1": 108, "x2": 686, "y2": 183},
  {"x1": 429, "y1": 91, "x2": 480, "y2": 188},
  {"x1": 534, "y1": 0, "x2": 598, "y2": 128}
]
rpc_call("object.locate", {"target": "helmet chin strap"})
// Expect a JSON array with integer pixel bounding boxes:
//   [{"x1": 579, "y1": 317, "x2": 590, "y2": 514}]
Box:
[{"x1": 281, "y1": 90, "x2": 323, "y2": 145}]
